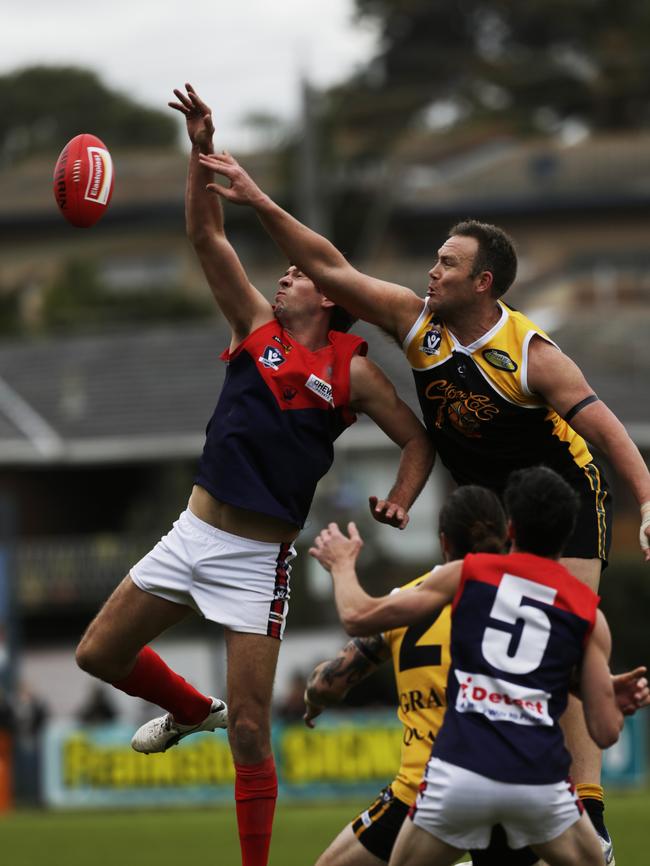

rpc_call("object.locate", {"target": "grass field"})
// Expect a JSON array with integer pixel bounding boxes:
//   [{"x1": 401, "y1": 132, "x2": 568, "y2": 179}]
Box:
[{"x1": 0, "y1": 788, "x2": 648, "y2": 866}]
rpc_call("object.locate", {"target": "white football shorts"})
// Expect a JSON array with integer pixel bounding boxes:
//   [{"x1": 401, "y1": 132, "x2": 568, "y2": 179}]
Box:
[
  {"x1": 411, "y1": 756, "x2": 583, "y2": 850},
  {"x1": 130, "y1": 509, "x2": 295, "y2": 639}
]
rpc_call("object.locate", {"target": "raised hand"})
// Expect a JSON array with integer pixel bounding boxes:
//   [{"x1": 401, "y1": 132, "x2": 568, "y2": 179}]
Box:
[
  {"x1": 169, "y1": 83, "x2": 215, "y2": 152},
  {"x1": 640, "y1": 502, "x2": 650, "y2": 562},
  {"x1": 198, "y1": 151, "x2": 268, "y2": 207},
  {"x1": 368, "y1": 495, "x2": 409, "y2": 530},
  {"x1": 308, "y1": 522, "x2": 364, "y2": 573},
  {"x1": 612, "y1": 666, "x2": 650, "y2": 715}
]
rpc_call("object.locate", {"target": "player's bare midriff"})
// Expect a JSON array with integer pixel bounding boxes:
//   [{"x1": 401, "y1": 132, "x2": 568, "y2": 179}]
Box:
[{"x1": 188, "y1": 484, "x2": 300, "y2": 544}]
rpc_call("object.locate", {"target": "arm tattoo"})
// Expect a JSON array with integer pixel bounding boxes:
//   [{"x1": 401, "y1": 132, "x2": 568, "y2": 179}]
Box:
[
  {"x1": 306, "y1": 635, "x2": 389, "y2": 703},
  {"x1": 353, "y1": 634, "x2": 391, "y2": 666}
]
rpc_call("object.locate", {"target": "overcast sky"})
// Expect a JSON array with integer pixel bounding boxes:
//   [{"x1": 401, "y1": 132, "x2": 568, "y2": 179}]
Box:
[{"x1": 1, "y1": 0, "x2": 379, "y2": 149}]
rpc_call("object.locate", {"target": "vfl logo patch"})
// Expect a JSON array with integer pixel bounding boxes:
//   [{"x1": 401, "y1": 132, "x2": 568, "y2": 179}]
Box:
[
  {"x1": 305, "y1": 373, "x2": 334, "y2": 405},
  {"x1": 259, "y1": 346, "x2": 287, "y2": 370},
  {"x1": 454, "y1": 670, "x2": 552, "y2": 726},
  {"x1": 420, "y1": 328, "x2": 442, "y2": 356},
  {"x1": 84, "y1": 147, "x2": 113, "y2": 205},
  {"x1": 482, "y1": 348, "x2": 518, "y2": 372}
]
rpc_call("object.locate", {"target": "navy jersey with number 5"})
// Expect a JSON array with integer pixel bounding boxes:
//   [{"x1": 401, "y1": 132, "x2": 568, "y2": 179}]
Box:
[
  {"x1": 432, "y1": 552, "x2": 599, "y2": 785},
  {"x1": 195, "y1": 320, "x2": 367, "y2": 528}
]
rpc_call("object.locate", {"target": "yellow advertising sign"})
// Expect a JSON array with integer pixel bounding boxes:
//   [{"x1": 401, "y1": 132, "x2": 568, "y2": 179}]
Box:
[{"x1": 44, "y1": 715, "x2": 403, "y2": 807}]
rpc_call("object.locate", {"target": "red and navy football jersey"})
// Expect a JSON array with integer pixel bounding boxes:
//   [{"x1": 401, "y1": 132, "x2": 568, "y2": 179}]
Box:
[
  {"x1": 432, "y1": 552, "x2": 599, "y2": 784},
  {"x1": 195, "y1": 320, "x2": 367, "y2": 528}
]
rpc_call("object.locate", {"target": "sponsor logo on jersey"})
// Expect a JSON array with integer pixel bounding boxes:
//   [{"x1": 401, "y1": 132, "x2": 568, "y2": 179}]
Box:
[
  {"x1": 360, "y1": 810, "x2": 373, "y2": 828},
  {"x1": 273, "y1": 335, "x2": 292, "y2": 352},
  {"x1": 84, "y1": 147, "x2": 113, "y2": 205},
  {"x1": 259, "y1": 346, "x2": 287, "y2": 370},
  {"x1": 282, "y1": 387, "x2": 297, "y2": 402},
  {"x1": 420, "y1": 327, "x2": 442, "y2": 356},
  {"x1": 425, "y1": 379, "x2": 499, "y2": 438},
  {"x1": 305, "y1": 373, "x2": 334, "y2": 405},
  {"x1": 454, "y1": 670, "x2": 552, "y2": 726},
  {"x1": 482, "y1": 348, "x2": 518, "y2": 372}
]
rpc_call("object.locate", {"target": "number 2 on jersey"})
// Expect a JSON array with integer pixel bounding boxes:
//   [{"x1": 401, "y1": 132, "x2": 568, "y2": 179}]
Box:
[{"x1": 399, "y1": 609, "x2": 444, "y2": 672}]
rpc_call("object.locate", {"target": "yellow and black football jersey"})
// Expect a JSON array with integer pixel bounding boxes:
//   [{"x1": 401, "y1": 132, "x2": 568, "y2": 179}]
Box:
[
  {"x1": 384, "y1": 572, "x2": 450, "y2": 805},
  {"x1": 403, "y1": 300, "x2": 592, "y2": 491}
]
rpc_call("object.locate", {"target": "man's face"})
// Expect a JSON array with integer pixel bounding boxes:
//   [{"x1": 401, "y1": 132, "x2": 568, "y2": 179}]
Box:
[
  {"x1": 274, "y1": 266, "x2": 322, "y2": 320},
  {"x1": 426, "y1": 235, "x2": 482, "y2": 317}
]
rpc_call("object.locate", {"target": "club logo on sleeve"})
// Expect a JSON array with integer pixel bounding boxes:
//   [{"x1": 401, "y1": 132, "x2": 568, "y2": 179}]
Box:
[
  {"x1": 454, "y1": 670, "x2": 552, "y2": 726},
  {"x1": 421, "y1": 327, "x2": 442, "y2": 356},
  {"x1": 482, "y1": 349, "x2": 518, "y2": 372},
  {"x1": 259, "y1": 346, "x2": 287, "y2": 370},
  {"x1": 305, "y1": 373, "x2": 334, "y2": 405}
]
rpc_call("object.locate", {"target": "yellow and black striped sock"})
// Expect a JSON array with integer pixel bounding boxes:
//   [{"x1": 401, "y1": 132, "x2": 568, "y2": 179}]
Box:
[{"x1": 577, "y1": 783, "x2": 607, "y2": 838}]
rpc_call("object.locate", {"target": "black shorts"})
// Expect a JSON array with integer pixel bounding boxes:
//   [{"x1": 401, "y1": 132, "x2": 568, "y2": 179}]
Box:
[
  {"x1": 352, "y1": 787, "x2": 538, "y2": 865},
  {"x1": 562, "y1": 462, "x2": 612, "y2": 566},
  {"x1": 471, "y1": 824, "x2": 539, "y2": 866},
  {"x1": 352, "y1": 786, "x2": 409, "y2": 861}
]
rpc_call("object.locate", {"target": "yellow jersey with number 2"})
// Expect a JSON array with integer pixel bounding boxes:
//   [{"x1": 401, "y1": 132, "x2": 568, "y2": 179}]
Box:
[{"x1": 384, "y1": 570, "x2": 451, "y2": 805}]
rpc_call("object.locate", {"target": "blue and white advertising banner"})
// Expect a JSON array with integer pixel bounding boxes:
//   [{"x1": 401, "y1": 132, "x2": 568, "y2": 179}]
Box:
[{"x1": 602, "y1": 713, "x2": 647, "y2": 787}]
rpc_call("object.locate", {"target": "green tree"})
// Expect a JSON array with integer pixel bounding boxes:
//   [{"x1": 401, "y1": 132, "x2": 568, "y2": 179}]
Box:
[
  {"x1": 0, "y1": 66, "x2": 177, "y2": 164},
  {"x1": 331, "y1": 0, "x2": 650, "y2": 157}
]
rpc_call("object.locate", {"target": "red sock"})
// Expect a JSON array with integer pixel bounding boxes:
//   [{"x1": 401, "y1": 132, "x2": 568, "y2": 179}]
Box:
[
  {"x1": 112, "y1": 646, "x2": 212, "y2": 724},
  {"x1": 234, "y1": 756, "x2": 278, "y2": 866}
]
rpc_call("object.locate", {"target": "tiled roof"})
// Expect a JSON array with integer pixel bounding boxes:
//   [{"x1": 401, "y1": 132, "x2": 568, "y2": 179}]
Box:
[
  {"x1": 392, "y1": 133, "x2": 650, "y2": 213},
  {"x1": 0, "y1": 308, "x2": 647, "y2": 466},
  {"x1": 0, "y1": 323, "x2": 228, "y2": 463}
]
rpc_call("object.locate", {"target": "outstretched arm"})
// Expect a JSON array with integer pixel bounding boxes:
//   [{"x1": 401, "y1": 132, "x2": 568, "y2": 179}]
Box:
[
  {"x1": 170, "y1": 85, "x2": 272, "y2": 342},
  {"x1": 349, "y1": 355, "x2": 435, "y2": 530},
  {"x1": 579, "y1": 611, "x2": 624, "y2": 748},
  {"x1": 308, "y1": 521, "x2": 460, "y2": 635},
  {"x1": 303, "y1": 635, "x2": 390, "y2": 728},
  {"x1": 571, "y1": 664, "x2": 650, "y2": 715},
  {"x1": 197, "y1": 151, "x2": 424, "y2": 341},
  {"x1": 528, "y1": 336, "x2": 650, "y2": 561}
]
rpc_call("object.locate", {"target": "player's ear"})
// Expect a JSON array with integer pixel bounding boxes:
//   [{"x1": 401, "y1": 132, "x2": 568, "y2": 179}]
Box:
[
  {"x1": 475, "y1": 270, "x2": 494, "y2": 296},
  {"x1": 439, "y1": 531, "x2": 452, "y2": 562},
  {"x1": 320, "y1": 296, "x2": 336, "y2": 310}
]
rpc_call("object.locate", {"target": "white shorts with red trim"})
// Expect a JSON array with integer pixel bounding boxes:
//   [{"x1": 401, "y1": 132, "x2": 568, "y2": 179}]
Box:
[
  {"x1": 130, "y1": 509, "x2": 295, "y2": 638},
  {"x1": 411, "y1": 757, "x2": 583, "y2": 850}
]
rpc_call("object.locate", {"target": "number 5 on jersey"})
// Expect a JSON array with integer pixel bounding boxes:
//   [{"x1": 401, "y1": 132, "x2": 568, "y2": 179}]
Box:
[{"x1": 482, "y1": 574, "x2": 556, "y2": 674}]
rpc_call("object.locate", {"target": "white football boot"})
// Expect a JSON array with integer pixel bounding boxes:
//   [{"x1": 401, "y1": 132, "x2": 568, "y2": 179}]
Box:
[
  {"x1": 598, "y1": 832, "x2": 615, "y2": 866},
  {"x1": 131, "y1": 697, "x2": 228, "y2": 754}
]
